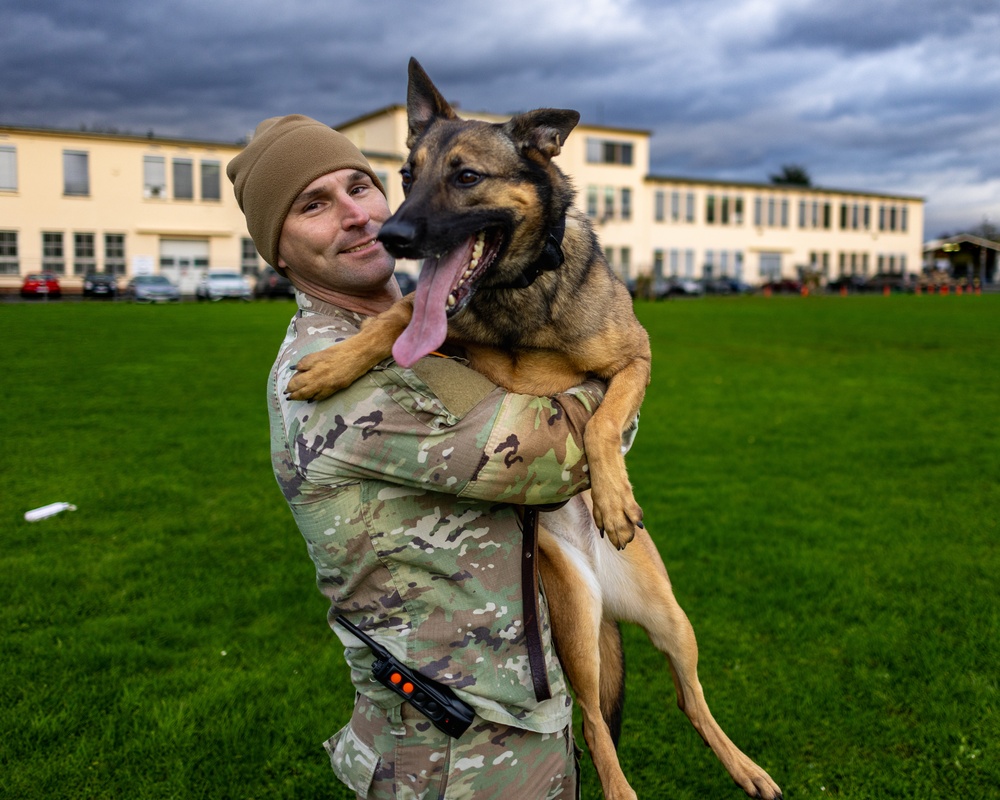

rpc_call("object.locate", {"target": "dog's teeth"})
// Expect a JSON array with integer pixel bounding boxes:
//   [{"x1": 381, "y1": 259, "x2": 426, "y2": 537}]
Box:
[{"x1": 447, "y1": 294, "x2": 456, "y2": 308}]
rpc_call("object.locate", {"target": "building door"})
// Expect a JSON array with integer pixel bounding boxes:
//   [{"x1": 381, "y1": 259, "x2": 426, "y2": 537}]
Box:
[
  {"x1": 160, "y1": 239, "x2": 209, "y2": 295},
  {"x1": 759, "y1": 252, "x2": 783, "y2": 282}
]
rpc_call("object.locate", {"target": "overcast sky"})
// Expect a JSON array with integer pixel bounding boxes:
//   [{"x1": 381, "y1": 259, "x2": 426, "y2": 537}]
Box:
[{"x1": 4, "y1": 0, "x2": 998, "y2": 237}]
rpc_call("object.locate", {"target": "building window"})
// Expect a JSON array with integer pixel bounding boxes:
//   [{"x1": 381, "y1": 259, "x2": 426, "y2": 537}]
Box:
[
  {"x1": 144, "y1": 156, "x2": 166, "y2": 198},
  {"x1": 0, "y1": 146, "x2": 17, "y2": 191},
  {"x1": 74, "y1": 233, "x2": 96, "y2": 275},
  {"x1": 684, "y1": 249, "x2": 694, "y2": 278},
  {"x1": 654, "y1": 190, "x2": 665, "y2": 222},
  {"x1": 586, "y1": 137, "x2": 633, "y2": 165},
  {"x1": 63, "y1": 150, "x2": 90, "y2": 196},
  {"x1": 43, "y1": 232, "x2": 65, "y2": 274},
  {"x1": 685, "y1": 192, "x2": 695, "y2": 223},
  {"x1": 105, "y1": 234, "x2": 126, "y2": 275},
  {"x1": 241, "y1": 237, "x2": 259, "y2": 272},
  {"x1": 620, "y1": 187, "x2": 632, "y2": 221},
  {"x1": 653, "y1": 249, "x2": 664, "y2": 278},
  {"x1": 0, "y1": 231, "x2": 18, "y2": 274},
  {"x1": 706, "y1": 195, "x2": 716, "y2": 224},
  {"x1": 733, "y1": 196, "x2": 744, "y2": 225},
  {"x1": 619, "y1": 247, "x2": 631, "y2": 280},
  {"x1": 669, "y1": 249, "x2": 679, "y2": 278},
  {"x1": 173, "y1": 158, "x2": 193, "y2": 200},
  {"x1": 671, "y1": 191, "x2": 681, "y2": 222},
  {"x1": 201, "y1": 160, "x2": 221, "y2": 201},
  {"x1": 754, "y1": 197, "x2": 763, "y2": 227},
  {"x1": 586, "y1": 186, "x2": 599, "y2": 218},
  {"x1": 604, "y1": 186, "x2": 615, "y2": 220}
]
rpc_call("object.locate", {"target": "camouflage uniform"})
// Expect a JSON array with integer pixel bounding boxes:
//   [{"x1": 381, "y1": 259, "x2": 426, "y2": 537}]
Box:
[{"x1": 269, "y1": 292, "x2": 605, "y2": 798}]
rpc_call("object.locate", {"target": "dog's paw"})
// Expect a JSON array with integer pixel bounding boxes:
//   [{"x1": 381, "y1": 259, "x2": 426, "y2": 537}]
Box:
[
  {"x1": 591, "y1": 492, "x2": 643, "y2": 550},
  {"x1": 285, "y1": 351, "x2": 349, "y2": 402}
]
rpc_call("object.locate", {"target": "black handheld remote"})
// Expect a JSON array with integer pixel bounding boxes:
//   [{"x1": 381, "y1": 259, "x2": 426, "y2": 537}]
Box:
[{"x1": 335, "y1": 616, "x2": 475, "y2": 739}]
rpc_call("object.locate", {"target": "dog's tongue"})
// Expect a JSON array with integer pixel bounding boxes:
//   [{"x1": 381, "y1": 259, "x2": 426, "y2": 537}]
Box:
[{"x1": 392, "y1": 237, "x2": 475, "y2": 367}]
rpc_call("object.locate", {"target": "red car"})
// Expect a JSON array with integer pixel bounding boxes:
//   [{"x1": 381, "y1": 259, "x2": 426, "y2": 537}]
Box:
[{"x1": 20, "y1": 273, "x2": 62, "y2": 299}]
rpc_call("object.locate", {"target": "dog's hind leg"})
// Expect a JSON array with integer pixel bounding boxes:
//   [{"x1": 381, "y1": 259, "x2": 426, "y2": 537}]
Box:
[
  {"x1": 539, "y1": 528, "x2": 638, "y2": 800},
  {"x1": 608, "y1": 533, "x2": 783, "y2": 800},
  {"x1": 598, "y1": 617, "x2": 626, "y2": 746}
]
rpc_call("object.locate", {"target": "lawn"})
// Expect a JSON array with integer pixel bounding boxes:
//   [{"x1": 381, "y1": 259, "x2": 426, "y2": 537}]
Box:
[{"x1": 1, "y1": 295, "x2": 997, "y2": 799}]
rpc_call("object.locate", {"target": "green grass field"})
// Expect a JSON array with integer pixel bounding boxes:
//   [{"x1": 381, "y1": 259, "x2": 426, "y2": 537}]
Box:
[{"x1": 1, "y1": 295, "x2": 997, "y2": 799}]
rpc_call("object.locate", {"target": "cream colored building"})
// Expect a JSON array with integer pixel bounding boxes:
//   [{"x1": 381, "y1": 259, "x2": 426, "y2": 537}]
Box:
[{"x1": 1, "y1": 110, "x2": 923, "y2": 294}]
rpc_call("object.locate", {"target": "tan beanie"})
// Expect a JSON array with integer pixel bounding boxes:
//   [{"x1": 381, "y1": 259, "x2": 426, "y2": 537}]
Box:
[{"x1": 227, "y1": 114, "x2": 386, "y2": 269}]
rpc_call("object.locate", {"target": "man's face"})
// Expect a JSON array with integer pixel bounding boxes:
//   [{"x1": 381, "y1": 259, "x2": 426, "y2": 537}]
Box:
[{"x1": 277, "y1": 168, "x2": 395, "y2": 297}]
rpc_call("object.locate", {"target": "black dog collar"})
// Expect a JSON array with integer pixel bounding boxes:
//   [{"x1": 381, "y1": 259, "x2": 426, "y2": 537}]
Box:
[{"x1": 497, "y1": 215, "x2": 566, "y2": 290}]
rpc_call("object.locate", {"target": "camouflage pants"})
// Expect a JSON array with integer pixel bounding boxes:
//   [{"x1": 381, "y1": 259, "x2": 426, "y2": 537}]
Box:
[{"x1": 325, "y1": 693, "x2": 579, "y2": 799}]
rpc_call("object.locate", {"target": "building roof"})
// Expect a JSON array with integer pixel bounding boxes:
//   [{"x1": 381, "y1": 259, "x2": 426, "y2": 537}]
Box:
[
  {"x1": 646, "y1": 172, "x2": 923, "y2": 202},
  {"x1": 0, "y1": 123, "x2": 243, "y2": 150},
  {"x1": 923, "y1": 233, "x2": 1000, "y2": 253},
  {"x1": 335, "y1": 104, "x2": 652, "y2": 137}
]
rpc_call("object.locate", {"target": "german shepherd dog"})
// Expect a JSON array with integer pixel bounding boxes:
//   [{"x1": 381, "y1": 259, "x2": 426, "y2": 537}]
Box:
[{"x1": 288, "y1": 58, "x2": 781, "y2": 800}]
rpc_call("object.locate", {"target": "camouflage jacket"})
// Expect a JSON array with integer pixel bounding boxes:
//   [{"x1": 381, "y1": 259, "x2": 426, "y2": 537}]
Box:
[{"x1": 268, "y1": 292, "x2": 605, "y2": 734}]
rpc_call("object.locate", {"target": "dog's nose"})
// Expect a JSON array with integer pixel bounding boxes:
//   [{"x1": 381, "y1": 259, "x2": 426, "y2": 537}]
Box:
[{"x1": 377, "y1": 218, "x2": 420, "y2": 256}]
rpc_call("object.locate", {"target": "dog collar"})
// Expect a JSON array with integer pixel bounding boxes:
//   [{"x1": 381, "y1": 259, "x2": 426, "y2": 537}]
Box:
[{"x1": 497, "y1": 215, "x2": 566, "y2": 290}]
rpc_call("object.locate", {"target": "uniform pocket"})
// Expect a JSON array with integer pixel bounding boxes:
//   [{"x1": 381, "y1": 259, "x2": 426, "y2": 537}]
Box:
[{"x1": 323, "y1": 700, "x2": 382, "y2": 795}]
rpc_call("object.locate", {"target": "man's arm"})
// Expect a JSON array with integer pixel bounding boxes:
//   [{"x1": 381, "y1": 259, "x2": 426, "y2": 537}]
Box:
[{"x1": 277, "y1": 354, "x2": 603, "y2": 506}]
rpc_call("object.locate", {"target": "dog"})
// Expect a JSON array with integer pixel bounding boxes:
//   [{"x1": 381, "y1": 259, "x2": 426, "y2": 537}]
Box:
[{"x1": 287, "y1": 58, "x2": 782, "y2": 800}]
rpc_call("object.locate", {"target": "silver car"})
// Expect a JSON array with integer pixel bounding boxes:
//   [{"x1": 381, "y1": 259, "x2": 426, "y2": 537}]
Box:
[
  {"x1": 196, "y1": 271, "x2": 252, "y2": 302},
  {"x1": 126, "y1": 274, "x2": 182, "y2": 303}
]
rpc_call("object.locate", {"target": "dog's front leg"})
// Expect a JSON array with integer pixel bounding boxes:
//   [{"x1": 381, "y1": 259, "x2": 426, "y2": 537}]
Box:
[
  {"x1": 286, "y1": 297, "x2": 414, "y2": 401},
  {"x1": 585, "y1": 356, "x2": 650, "y2": 549}
]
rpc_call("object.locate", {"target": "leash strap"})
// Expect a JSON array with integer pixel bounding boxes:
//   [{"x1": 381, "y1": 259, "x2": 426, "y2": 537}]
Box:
[{"x1": 520, "y1": 506, "x2": 552, "y2": 702}]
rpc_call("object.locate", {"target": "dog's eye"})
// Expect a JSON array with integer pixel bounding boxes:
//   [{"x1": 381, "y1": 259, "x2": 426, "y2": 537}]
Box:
[
  {"x1": 400, "y1": 167, "x2": 413, "y2": 193},
  {"x1": 455, "y1": 170, "x2": 481, "y2": 187}
]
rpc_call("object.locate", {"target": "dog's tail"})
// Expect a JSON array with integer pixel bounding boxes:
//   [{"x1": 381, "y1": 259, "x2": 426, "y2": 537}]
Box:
[{"x1": 598, "y1": 617, "x2": 626, "y2": 746}]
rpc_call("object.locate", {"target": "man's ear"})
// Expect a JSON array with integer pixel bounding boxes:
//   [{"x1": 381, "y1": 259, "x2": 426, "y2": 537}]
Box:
[
  {"x1": 504, "y1": 109, "x2": 581, "y2": 164},
  {"x1": 405, "y1": 57, "x2": 459, "y2": 148}
]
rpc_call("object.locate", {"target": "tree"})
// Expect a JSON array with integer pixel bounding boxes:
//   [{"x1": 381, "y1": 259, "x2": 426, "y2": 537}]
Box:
[
  {"x1": 968, "y1": 218, "x2": 999, "y2": 242},
  {"x1": 769, "y1": 164, "x2": 812, "y2": 186}
]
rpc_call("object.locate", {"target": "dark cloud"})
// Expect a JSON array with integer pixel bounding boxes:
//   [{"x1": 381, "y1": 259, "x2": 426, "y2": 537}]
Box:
[
  {"x1": 765, "y1": 0, "x2": 998, "y2": 53},
  {"x1": 1, "y1": 0, "x2": 997, "y2": 235}
]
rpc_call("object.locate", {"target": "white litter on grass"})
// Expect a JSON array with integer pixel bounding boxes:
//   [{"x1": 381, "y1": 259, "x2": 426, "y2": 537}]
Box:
[{"x1": 24, "y1": 502, "x2": 77, "y2": 522}]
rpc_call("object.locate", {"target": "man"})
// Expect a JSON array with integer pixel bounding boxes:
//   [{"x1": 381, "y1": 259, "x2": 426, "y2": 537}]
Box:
[{"x1": 228, "y1": 115, "x2": 607, "y2": 799}]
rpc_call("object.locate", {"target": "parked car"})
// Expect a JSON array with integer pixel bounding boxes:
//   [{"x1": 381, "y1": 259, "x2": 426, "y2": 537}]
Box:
[
  {"x1": 196, "y1": 271, "x2": 252, "y2": 302},
  {"x1": 82, "y1": 272, "x2": 118, "y2": 299},
  {"x1": 662, "y1": 278, "x2": 705, "y2": 297},
  {"x1": 394, "y1": 270, "x2": 417, "y2": 296},
  {"x1": 761, "y1": 278, "x2": 803, "y2": 294},
  {"x1": 702, "y1": 277, "x2": 752, "y2": 295},
  {"x1": 20, "y1": 273, "x2": 61, "y2": 299},
  {"x1": 826, "y1": 275, "x2": 868, "y2": 294},
  {"x1": 865, "y1": 272, "x2": 914, "y2": 294},
  {"x1": 126, "y1": 274, "x2": 182, "y2": 303},
  {"x1": 254, "y1": 266, "x2": 295, "y2": 299}
]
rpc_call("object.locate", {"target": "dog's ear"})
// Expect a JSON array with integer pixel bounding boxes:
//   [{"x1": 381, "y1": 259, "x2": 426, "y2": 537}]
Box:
[
  {"x1": 405, "y1": 57, "x2": 458, "y2": 147},
  {"x1": 504, "y1": 109, "x2": 581, "y2": 164}
]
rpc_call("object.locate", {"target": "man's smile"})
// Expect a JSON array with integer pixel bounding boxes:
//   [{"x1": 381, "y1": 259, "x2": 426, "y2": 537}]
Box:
[{"x1": 341, "y1": 237, "x2": 381, "y2": 255}]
